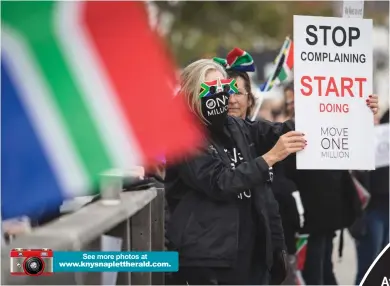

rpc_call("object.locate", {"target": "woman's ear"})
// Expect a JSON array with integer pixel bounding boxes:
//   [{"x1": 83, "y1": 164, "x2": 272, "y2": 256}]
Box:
[{"x1": 248, "y1": 95, "x2": 255, "y2": 111}]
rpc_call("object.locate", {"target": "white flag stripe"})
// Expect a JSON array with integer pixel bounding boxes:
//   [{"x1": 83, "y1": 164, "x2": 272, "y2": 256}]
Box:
[
  {"x1": 55, "y1": 1, "x2": 142, "y2": 169},
  {"x1": 2, "y1": 25, "x2": 89, "y2": 197}
]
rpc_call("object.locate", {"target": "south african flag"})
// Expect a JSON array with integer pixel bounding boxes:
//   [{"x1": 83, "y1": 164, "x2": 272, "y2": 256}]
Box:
[{"x1": 2, "y1": 1, "x2": 202, "y2": 220}]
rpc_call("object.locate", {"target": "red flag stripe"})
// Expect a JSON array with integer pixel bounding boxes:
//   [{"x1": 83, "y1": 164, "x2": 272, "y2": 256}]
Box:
[
  {"x1": 286, "y1": 40, "x2": 294, "y2": 69},
  {"x1": 82, "y1": 2, "x2": 202, "y2": 164}
]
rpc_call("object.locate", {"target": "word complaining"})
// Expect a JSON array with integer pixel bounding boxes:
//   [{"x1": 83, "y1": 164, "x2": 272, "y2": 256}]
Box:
[
  {"x1": 320, "y1": 127, "x2": 349, "y2": 159},
  {"x1": 301, "y1": 25, "x2": 366, "y2": 64},
  {"x1": 53, "y1": 251, "x2": 178, "y2": 273},
  {"x1": 299, "y1": 76, "x2": 367, "y2": 113},
  {"x1": 300, "y1": 51, "x2": 366, "y2": 64}
]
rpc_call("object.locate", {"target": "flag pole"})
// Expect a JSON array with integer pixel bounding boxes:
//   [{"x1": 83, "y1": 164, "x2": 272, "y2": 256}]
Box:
[
  {"x1": 251, "y1": 37, "x2": 289, "y2": 121},
  {"x1": 250, "y1": 92, "x2": 264, "y2": 121},
  {"x1": 263, "y1": 36, "x2": 289, "y2": 92}
]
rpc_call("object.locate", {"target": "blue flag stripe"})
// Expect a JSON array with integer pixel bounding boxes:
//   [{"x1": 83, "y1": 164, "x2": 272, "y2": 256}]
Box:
[{"x1": 1, "y1": 60, "x2": 64, "y2": 220}]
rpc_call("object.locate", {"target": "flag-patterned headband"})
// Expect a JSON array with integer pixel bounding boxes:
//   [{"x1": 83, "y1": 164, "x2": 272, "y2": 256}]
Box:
[
  {"x1": 199, "y1": 78, "x2": 238, "y2": 98},
  {"x1": 213, "y1": 48, "x2": 255, "y2": 72}
]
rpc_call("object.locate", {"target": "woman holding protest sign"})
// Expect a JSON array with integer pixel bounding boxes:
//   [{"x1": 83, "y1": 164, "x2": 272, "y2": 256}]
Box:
[
  {"x1": 213, "y1": 48, "x2": 301, "y2": 285},
  {"x1": 164, "y1": 58, "x2": 306, "y2": 285},
  {"x1": 212, "y1": 47, "x2": 380, "y2": 285}
]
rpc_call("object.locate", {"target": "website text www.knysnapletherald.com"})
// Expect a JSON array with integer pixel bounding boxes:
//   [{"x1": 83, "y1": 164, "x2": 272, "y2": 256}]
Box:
[{"x1": 58, "y1": 260, "x2": 171, "y2": 269}]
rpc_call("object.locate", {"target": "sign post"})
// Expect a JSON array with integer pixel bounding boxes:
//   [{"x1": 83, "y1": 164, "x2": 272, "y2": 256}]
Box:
[
  {"x1": 342, "y1": 1, "x2": 365, "y2": 18},
  {"x1": 293, "y1": 15, "x2": 374, "y2": 170}
]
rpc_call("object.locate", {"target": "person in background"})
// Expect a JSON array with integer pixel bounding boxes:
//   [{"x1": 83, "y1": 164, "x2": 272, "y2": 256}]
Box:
[
  {"x1": 281, "y1": 81, "x2": 379, "y2": 285},
  {"x1": 271, "y1": 99, "x2": 287, "y2": 123},
  {"x1": 216, "y1": 48, "x2": 301, "y2": 285},
  {"x1": 258, "y1": 99, "x2": 274, "y2": 121},
  {"x1": 283, "y1": 82, "x2": 295, "y2": 120},
  {"x1": 355, "y1": 108, "x2": 389, "y2": 285},
  {"x1": 165, "y1": 58, "x2": 306, "y2": 285}
]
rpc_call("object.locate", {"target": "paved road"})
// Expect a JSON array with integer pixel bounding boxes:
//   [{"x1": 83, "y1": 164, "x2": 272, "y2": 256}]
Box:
[{"x1": 333, "y1": 230, "x2": 357, "y2": 286}]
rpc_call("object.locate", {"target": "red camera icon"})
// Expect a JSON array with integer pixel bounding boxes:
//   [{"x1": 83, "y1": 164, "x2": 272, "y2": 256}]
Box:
[{"x1": 10, "y1": 248, "x2": 53, "y2": 276}]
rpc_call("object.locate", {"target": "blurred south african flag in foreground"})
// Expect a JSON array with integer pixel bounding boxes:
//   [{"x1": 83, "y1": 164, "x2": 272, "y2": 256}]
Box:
[{"x1": 1, "y1": 2, "x2": 202, "y2": 220}]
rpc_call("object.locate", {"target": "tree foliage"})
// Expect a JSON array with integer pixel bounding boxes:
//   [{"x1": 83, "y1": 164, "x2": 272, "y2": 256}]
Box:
[{"x1": 154, "y1": 1, "x2": 334, "y2": 65}]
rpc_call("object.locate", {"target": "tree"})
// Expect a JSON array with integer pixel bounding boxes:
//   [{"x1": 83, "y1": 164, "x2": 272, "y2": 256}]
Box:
[{"x1": 153, "y1": 1, "x2": 334, "y2": 65}]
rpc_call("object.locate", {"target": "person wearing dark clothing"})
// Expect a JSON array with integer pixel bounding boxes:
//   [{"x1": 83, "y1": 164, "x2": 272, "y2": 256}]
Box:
[
  {"x1": 285, "y1": 125, "x2": 363, "y2": 285},
  {"x1": 302, "y1": 232, "x2": 338, "y2": 285},
  {"x1": 271, "y1": 165, "x2": 300, "y2": 255},
  {"x1": 166, "y1": 117, "x2": 293, "y2": 285},
  {"x1": 165, "y1": 59, "x2": 306, "y2": 285},
  {"x1": 270, "y1": 163, "x2": 300, "y2": 286},
  {"x1": 355, "y1": 109, "x2": 389, "y2": 285},
  {"x1": 281, "y1": 83, "x2": 379, "y2": 285},
  {"x1": 223, "y1": 53, "x2": 301, "y2": 285}
]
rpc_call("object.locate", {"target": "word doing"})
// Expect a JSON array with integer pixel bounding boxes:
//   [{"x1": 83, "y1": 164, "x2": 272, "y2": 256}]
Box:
[
  {"x1": 306, "y1": 25, "x2": 360, "y2": 47},
  {"x1": 320, "y1": 103, "x2": 349, "y2": 113}
]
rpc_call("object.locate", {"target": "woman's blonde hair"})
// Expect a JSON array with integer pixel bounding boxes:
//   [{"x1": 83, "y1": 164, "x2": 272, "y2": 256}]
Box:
[{"x1": 180, "y1": 59, "x2": 227, "y2": 123}]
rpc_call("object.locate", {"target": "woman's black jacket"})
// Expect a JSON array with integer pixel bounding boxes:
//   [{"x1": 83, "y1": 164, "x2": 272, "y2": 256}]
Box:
[{"x1": 164, "y1": 116, "x2": 291, "y2": 270}]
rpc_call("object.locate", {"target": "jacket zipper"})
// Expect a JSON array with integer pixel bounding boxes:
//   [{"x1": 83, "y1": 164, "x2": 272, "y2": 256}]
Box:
[{"x1": 235, "y1": 203, "x2": 239, "y2": 255}]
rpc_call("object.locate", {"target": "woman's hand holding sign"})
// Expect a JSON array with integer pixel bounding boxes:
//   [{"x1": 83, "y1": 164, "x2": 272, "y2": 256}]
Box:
[
  {"x1": 262, "y1": 131, "x2": 306, "y2": 167},
  {"x1": 366, "y1": 94, "x2": 379, "y2": 115}
]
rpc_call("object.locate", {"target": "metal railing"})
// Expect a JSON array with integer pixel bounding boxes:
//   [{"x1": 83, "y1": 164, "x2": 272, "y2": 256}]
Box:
[{"x1": 1, "y1": 187, "x2": 166, "y2": 285}]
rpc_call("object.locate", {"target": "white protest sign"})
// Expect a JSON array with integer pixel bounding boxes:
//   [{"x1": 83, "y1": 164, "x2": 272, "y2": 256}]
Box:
[
  {"x1": 342, "y1": 1, "x2": 364, "y2": 18},
  {"x1": 294, "y1": 16, "x2": 374, "y2": 170},
  {"x1": 375, "y1": 123, "x2": 389, "y2": 168}
]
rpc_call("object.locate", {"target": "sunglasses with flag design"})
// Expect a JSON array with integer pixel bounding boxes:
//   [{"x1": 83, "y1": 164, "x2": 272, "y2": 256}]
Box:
[{"x1": 199, "y1": 78, "x2": 238, "y2": 98}]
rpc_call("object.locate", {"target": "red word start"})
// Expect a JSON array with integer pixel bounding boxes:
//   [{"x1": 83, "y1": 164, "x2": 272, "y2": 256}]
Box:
[
  {"x1": 300, "y1": 76, "x2": 366, "y2": 97},
  {"x1": 300, "y1": 76, "x2": 367, "y2": 114}
]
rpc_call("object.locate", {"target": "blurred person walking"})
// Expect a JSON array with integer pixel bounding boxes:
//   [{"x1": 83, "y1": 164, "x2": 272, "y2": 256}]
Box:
[
  {"x1": 216, "y1": 48, "x2": 301, "y2": 285},
  {"x1": 164, "y1": 58, "x2": 306, "y2": 285},
  {"x1": 354, "y1": 108, "x2": 389, "y2": 285},
  {"x1": 281, "y1": 82, "x2": 380, "y2": 285}
]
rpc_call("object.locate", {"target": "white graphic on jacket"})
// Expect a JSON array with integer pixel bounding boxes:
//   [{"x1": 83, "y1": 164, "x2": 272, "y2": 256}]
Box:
[{"x1": 224, "y1": 147, "x2": 252, "y2": 199}]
